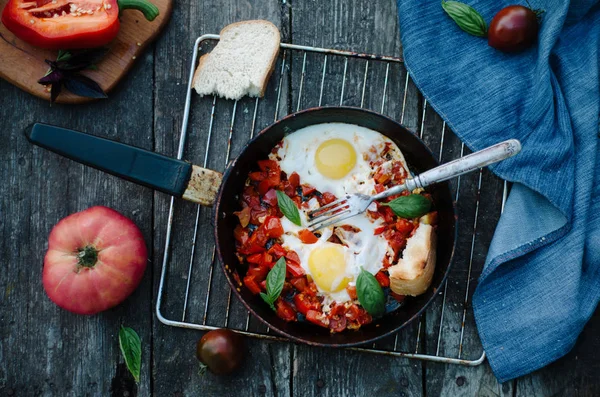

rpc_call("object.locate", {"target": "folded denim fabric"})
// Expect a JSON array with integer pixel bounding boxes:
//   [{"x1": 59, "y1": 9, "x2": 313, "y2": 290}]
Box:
[{"x1": 397, "y1": 0, "x2": 600, "y2": 381}]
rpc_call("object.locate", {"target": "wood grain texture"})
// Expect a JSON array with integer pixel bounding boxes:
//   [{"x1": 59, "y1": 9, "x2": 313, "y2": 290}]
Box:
[
  {"x1": 0, "y1": 50, "x2": 154, "y2": 395},
  {"x1": 0, "y1": 0, "x2": 172, "y2": 104},
  {"x1": 289, "y1": 1, "x2": 424, "y2": 396},
  {"x1": 151, "y1": 0, "x2": 292, "y2": 396},
  {"x1": 0, "y1": 0, "x2": 599, "y2": 395}
]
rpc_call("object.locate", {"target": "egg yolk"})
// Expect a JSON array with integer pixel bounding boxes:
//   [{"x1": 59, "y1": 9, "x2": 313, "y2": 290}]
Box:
[
  {"x1": 308, "y1": 246, "x2": 351, "y2": 292},
  {"x1": 315, "y1": 138, "x2": 357, "y2": 179}
]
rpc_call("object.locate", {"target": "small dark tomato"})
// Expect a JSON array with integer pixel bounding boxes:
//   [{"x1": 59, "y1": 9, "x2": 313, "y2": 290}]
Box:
[
  {"x1": 196, "y1": 329, "x2": 246, "y2": 375},
  {"x1": 488, "y1": 5, "x2": 539, "y2": 53}
]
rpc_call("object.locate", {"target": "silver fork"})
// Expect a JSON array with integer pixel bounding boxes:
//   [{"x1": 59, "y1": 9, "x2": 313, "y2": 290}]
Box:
[{"x1": 306, "y1": 139, "x2": 521, "y2": 232}]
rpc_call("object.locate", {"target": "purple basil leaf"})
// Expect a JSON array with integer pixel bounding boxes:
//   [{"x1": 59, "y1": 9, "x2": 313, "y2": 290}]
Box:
[
  {"x1": 38, "y1": 70, "x2": 64, "y2": 85},
  {"x1": 57, "y1": 48, "x2": 109, "y2": 71},
  {"x1": 50, "y1": 83, "x2": 62, "y2": 103},
  {"x1": 63, "y1": 73, "x2": 107, "y2": 99}
]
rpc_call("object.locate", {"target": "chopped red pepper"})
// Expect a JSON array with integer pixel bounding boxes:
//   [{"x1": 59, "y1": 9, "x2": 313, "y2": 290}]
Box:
[
  {"x1": 1, "y1": 0, "x2": 158, "y2": 50},
  {"x1": 306, "y1": 310, "x2": 329, "y2": 328},
  {"x1": 301, "y1": 185, "x2": 316, "y2": 196},
  {"x1": 243, "y1": 275, "x2": 262, "y2": 295},
  {"x1": 298, "y1": 229, "x2": 318, "y2": 244},
  {"x1": 288, "y1": 172, "x2": 300, "y2": 188},
  {"x1": 275, "y1": 299, "x2": 297, "y2": 322},
  {"x1": 374, "y1": 271, "x2": 390, "y2": 288},
  {"x1": 286, "y1": 261, "x2": 305, "y2": 277},
  {"x1": 263, "y1": 216, "x2": 284, "y2": 238}
]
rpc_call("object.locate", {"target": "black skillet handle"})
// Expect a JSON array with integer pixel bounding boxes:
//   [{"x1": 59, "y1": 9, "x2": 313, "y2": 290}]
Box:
[{"x1": 24, "y1": 123, "x2": 192, "y2": 197}]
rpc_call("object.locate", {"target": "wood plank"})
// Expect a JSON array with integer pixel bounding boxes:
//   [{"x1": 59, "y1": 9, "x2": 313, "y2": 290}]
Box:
[
  {"x1": 289, "y1": 1, "x2": 424, "y2": 396},
  {"x1": 151, "y1": 0, "x2": 293, "y2": 395},
  {"x1": 0, "y1": 0, "x2": 172, "y2": 104},
  {"x1": 420, "y1": 100, "x2": 513, "y2": 396},
  {"x1": 0, "y1": 52, "x2": 154, "y2": 394},
  {"x1": 515, "y1": 307, "x2": 600, "y2": 397}
]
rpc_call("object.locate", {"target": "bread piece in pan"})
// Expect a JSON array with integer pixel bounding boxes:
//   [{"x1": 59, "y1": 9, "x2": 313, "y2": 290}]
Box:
[{"x1": 388, "y1": 216, "x2": 437, "y2": 297}]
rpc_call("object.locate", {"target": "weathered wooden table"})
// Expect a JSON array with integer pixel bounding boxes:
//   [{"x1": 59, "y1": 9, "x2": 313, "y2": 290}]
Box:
[{"x1": 1, "y1": 1, "x2": 598, "y2": 396}]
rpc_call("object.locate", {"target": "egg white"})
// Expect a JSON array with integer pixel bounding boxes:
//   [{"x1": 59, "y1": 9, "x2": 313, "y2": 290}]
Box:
[{"x1": 271, "y1": 123, "x2": 409, "y2": 198}]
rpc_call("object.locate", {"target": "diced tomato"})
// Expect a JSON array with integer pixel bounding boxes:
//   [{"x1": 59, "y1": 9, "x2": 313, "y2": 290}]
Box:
[
  {"x1": 374, "y1": 271, "x2": 390, "y2": 287},
  {"x1": 258, "y1": 160, "x2": 280, "y2": 173},
  {"x1": 248, "y1": 225, "x2": 268, "y2": 247},
  {"x1": 233, "y1": 225, "x2": 249, "y2": 246},
  {"x1": 292, "y1": 196, "x2": 302, "y2": 207},
  {"x1": 278, "y1": 180, "x2": 296, "y2": 197},
  {"x1": 286, "y1": 261, "x2": 305, "y2": 277},
  {"x1": 301, "y1": 185, "x2": 316, "y2": 196},
  {"x1": 264, "y1": 216, "x2": 284, "y2": 238},
  {"x1": 357, "y1": 311, "x2": 373, "y2": 325},
  {"x1": 346, "y1": 285, "x2": 357, "y2": 300},
  {"x1": 247, "y1": 265, "x2": 269, "y2": 281},
  {"x1": 389, "y1": 233, "x2": 407, "y2": 255},
  {"x1": 304, "y1": 282, "x2": 319, "y2": 297},
  {"x1": 320, "y1": 192, "x2": 337, "y2": 205},
  {"x1": 377, "y1": 205, "x2": 396, "y2": 224},
  {"x1": 328, "y1": 315, "x2": 347, "y2": 333},
  {"x1": 246, "y1": 253, "x2": 263, "y2": 264},
  {"x1": 390, "y1": 292, "x2": 406, "y2": 303},
  {"x1": 329, "y1": 303, "x2": 347, "y2": 317},
  {"x1": 382, "y1": 255, "x2": 392, "y2": 268},
  {"x1": 346, "y1": 304, "x2": 363, "y2": 321},
  {"x1": 293, "y1": 293, "x2": 321, "y2": 315},
  {"x1": 374, "y1": 226, "x2": 386, "y2": 235},
  {"x1": 243, "y1": 275, "x2": 262, "y2": 295},
  {"x1": 288, "y1": 172, "x2": 300, "y2": 188},
  {"x1": 275, "y1": 299, "x2": 297, "y2": 322},
  {"x1": 306, "y1": 310, "x2": 329, "y2": 328},
  {"x1": 285, "y1": 250, "x2": 301, "y2": 265},
  {"x1": 374, "y1": 184, "x2": 386, "y2": 194},
  {"x1": 258, "y1": 179, "x2": 273, "y2": 195},
  {"x1": 290, "y1": 277, "x2": 307, "y2": 292},
  {"x1": 250, "y1": 206, "x2": 271, "y2": 225},
  {"x1": 268, "y1": 243, "x2": 286, "y2": 258},
  {"x1": 233, "y1": 206, "x2": 251, "y2": 227},
  {"x1": 242, "y1": 185, "x2": 261, "y2": 208},
  {"x1": 298, "y1": 229, "x2": 318, "y2": 244},
  {"x1": 249, "y1": 171, "x2": 266, "y2": 181},
  {"x1": 263, "y1": 189, "x2": 278, "y2": 207},
  {"x1": 374, "y1": 169, "x2": 391, "y2": 184},
  {"x1": 395, "y1": 218, "x2": 414, "y2": 235},
  {"x1": 239, "y1": 243, "x2": 265, "y2": 255}
]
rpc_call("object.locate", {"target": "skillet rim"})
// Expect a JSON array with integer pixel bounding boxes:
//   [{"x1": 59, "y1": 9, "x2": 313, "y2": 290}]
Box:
[{"x1": 213, "y1": 106, "x2": 458, "y2": 347}]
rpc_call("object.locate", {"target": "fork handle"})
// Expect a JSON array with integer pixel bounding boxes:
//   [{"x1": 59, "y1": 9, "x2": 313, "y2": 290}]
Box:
[{"x1": 374, "y1": 139, "x2": 521, "y2": 199}]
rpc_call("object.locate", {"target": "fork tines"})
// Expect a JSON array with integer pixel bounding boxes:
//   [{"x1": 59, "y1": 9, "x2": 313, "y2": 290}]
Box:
[{"x1": 306, "y1": 195, "x2": 352, "y2": 231}]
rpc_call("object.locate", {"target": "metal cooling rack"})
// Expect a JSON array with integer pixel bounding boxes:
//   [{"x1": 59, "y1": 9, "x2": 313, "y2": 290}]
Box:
[{"x1": 156, "y1": 34, "x2": 506, "y2": 366}]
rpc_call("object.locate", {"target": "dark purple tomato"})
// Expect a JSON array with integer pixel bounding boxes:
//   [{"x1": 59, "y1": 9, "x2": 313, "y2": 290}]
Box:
[
  {"x1": 488, "y1": 5, "x2": 539, "y2": 52},
  {"x1": 196, "y1": 329, "x2": 246, "y2": 375}
]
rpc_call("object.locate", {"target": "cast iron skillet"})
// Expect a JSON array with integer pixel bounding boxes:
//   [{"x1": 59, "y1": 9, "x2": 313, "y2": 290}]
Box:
[{"x1": 26, "y1": 107, "x2": 456, "y2": 347}]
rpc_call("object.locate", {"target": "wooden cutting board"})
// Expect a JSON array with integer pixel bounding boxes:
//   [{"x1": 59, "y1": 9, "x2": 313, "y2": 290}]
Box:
[{"x1": 0, "y1": 0, "x2": 172, "y2": 104}]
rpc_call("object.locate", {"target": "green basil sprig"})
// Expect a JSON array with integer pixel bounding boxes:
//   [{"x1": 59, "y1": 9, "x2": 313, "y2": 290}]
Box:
[
  {"x1": 441, "y1": 1, "x2": 488, "y2": 37},
  {"x1": 276, "y1": 190, "x2": 301, "y2": 226},
  {"x1": 119, "y1": 326, "x2": 142, "y2": 382},
  {"x1": 260, "y1": 257, "x2": 287, "y2": 311},
  {"x1": 381, "y1": 194, "x2": 431, "y2": 219},
  {"x1": 356, "y1": 269, "x2": 386, "y2": 317}
]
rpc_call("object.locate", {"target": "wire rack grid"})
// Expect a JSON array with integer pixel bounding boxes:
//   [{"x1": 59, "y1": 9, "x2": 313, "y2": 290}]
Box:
[{"x1": 156, "y1": 34, "x2": 506, "y2": 366}]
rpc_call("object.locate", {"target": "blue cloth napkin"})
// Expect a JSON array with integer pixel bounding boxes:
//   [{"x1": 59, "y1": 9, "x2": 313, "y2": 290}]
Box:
[{"x1": 397, "y1": 0, "x2": 600, "y2": 382}]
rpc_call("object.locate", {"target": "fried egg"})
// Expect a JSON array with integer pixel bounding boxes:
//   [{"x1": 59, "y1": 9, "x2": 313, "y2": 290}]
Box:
[
  {"x1": 271, "y1": 123, "x2": 411, "y2": 306},
  {"x1": 271, "y1": 123, "x2": 409, "y2": 198}
]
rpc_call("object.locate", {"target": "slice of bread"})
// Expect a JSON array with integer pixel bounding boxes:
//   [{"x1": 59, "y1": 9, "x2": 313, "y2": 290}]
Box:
[
  {"x1": 193, "y1": 20, "x2": 281, "y2": 100},
  {"x1": 388, "y1": 219, "x2": 437, "y2": 297}
]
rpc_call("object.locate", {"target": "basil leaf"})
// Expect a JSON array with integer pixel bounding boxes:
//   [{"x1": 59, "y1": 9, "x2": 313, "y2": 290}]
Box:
[
  {"x1": 119, "y1": 326, "x2": 142, "y2": 383},
  {"x1": 266, "y1": 257, "x2": 287, "y2": 301},
  {"x1": 356, "y1": 269, "x2": 386, "y2": 318},
  {"x1": 260, "y1": 292, "x2": 276, "y2": 311},
  {"x1": 381, "y1": 194, "x2": 431, "y2": 218},
  {"x1": 441, "y1": 1, "x2": 487, "y2": 37},
  {"x1": 276, "y1": 190, "x2": 301, "y2": 226}
]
